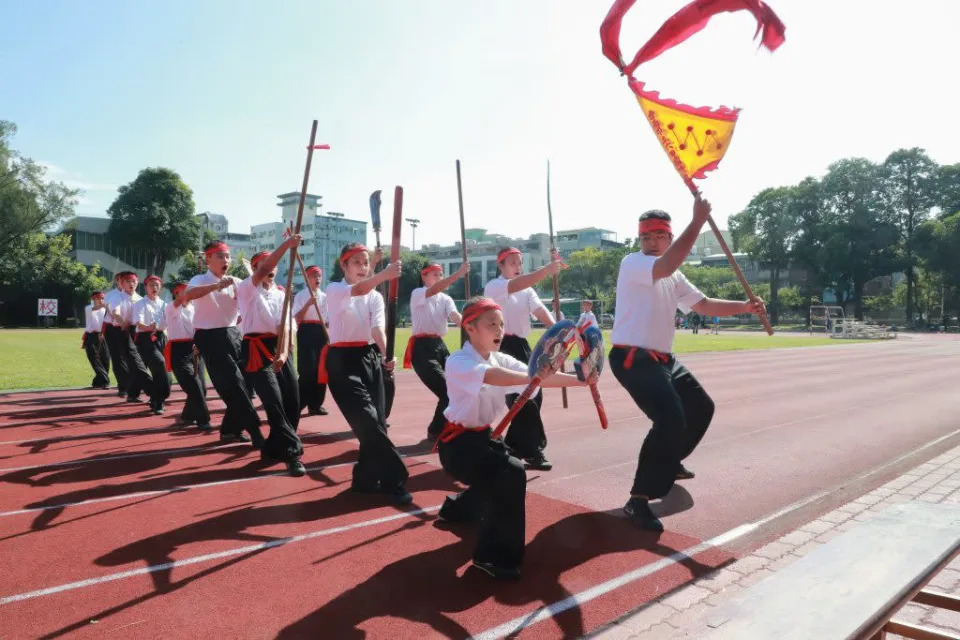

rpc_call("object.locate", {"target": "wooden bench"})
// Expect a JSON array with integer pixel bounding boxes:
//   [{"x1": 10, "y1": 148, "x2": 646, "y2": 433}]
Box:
[{"x1": 697, "y1": 502, "x2": 960, "y2": 640}]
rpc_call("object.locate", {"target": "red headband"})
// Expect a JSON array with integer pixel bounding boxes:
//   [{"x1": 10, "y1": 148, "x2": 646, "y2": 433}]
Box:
[
  {"x1": 639, "y1": 219, "x2": 672, "y2": 235},
  {"x1": 250, "y1": 251, "x2": 270, "y2": 269},
  {"x1": 461, "y1": 299, "x2": 502, "y2": 326},
  {"x1": 205, "y1": 242, "x2": 230, "y2": 258},
  {"x1": 497, "y1": 248, "x2": 521, "y2": 263},
  {"x1": 122, "y1": 273, "x2": 139, "y2": 283},
  {"x1": 172, "y1": 283, "x2": 187, "y2": 295},
  {"x1": 421, "y1": 264, "x2": 443, "y2": 277},
  {"x1": 305, "y1": 265, "x2": 322, "y2": 277},
  {"x1": 91, "y1": 291, "x2": 104, "y2": 299},
  {"x1": 144, "y1": 275, "x2": 162, "y2": 286},
  {"x1": 340, "y1": 245, "x2": 369, "y2": 265}
]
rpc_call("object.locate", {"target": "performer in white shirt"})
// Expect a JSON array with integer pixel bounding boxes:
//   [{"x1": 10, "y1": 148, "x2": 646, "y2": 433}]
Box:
[
  {"x1": 577, "y1": 300, "x2": 599, "y2": 330},
  {"x1": 404, "y1": 262, "x2": 468, "y2": 440},
  {"x1": 436, "y1": 296, "x2": 585, "y2": 580},
  {"x1": 184, "y1": 241, "x2": 262, "y2": 446},
  {"x1": 237, "y1": 242, "x2": 306, "y2": 477},
  {"x1": 610, "y1": 200, "x2": 765, "y2": 532},
  {"x1": 82, "y1": 291, "x2": 110, "y2": 389},
  {"x1": 165, "y1": 282, "x2": 211, "y2": 432},
  {"x1": 483, "y1": 247, "x2": 564, "y2": 470},
  {"x1": 133, "y1": 275, "x2": 170, "y2": 416},
  {"x1": 100, "y1": 274, "x2": 127, "y2": 396},
  {"x1": 320, "y1": 243, "x2": 409, "y2": 504},
  {"x1": 112, "y1": 271, "x2": 149, "y2": 403},
  {"x1": 293, "y1": 264, "x2": 329, "y2": 417}
]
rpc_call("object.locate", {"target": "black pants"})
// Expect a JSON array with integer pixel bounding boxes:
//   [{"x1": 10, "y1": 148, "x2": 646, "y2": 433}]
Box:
[
  {"x1": 609, "y1": 347, "x2": 715, "y2": 500},
  {"x1": 240, "y1": 334, "x2": 303, "y2": 461},
  {"x1": 194, "y1": 327, "x2": 261, "y2": 437},
  {"x1": 327, "y1": 344, "x2": 408, "y2": 491},
  {"x1": 411, "y1": 336, "x2": 451, "y2": 437},
  {"x1": 439, "y1": 430, "x2": 526, "y2": 569},
  {"x1": 499, "y1": 334, "x2": 546, "y2": 459},
  {"x1": 297, "y1": 323, "x2": 327, "y2": 412},
  {"x1": 83, "y1": 332, "x2": 110, "y2": 388},
  {"x1": 169, "y1": 340, "x2": 210, "y2": 425},
  {"x1": 135, "y1": 333, "x2": 171, "y2": 406},
  {"x1": 120, "y1": 327, "x2": 148, "y2": 399},
  {"x1": 104, "y1": 324, "x2": 138, "y2": 395}
]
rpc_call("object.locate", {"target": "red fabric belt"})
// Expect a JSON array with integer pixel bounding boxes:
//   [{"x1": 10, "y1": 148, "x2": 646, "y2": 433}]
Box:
[
  {"x1": 317, "y1": 341, "x2": 369, "y2": 383},
  {"x1": 243, "y1": 332, "x2": 277, "y2": 373},
  {"x1": 403, "y1": 334, "x2": 441, "y2": 369},
  {"x1": 613, "y1": 344, "x2": 670, "y2": 369},
  {"x1": 164, "y1": 338, "x2": 193, "y2": 372},
  {"x1": 432, "y1": 421, "x2": 491, "y2": 452}
]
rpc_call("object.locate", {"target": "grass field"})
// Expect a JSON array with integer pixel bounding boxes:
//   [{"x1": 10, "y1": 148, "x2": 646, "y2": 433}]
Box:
[{"x1": 0, "y1": 328, "x2": 863, "y2": 391}]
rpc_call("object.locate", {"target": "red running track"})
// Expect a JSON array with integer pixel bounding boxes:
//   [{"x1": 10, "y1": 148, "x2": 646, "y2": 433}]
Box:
[{"x1": 1, "y1": 334, "x2": 959, "y2": 638}]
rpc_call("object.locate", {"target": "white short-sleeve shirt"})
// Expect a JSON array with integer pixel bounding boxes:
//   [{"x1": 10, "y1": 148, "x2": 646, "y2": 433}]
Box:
[
  {"x1": 187, "y1": 271, "x2": 241, "y2": 330},
  {"x1": 237, "y1": 278, "x2": 285, "y2": 335},
  {"x1": 115, "y1": 291, "x2": 143, "y2": 325},
  {"x1": 102, "y1": 289, "x2": 124, "y2": 326},
  {"x1": 483, "y1": 276, "x2": 547, "y2": 338},
  {"x1": 443, "y1": 342, "x2": 530, "y2": 427},
  {"x1": 165, "y1": 302, "x2": 196, "y2": 341},
  {"x1": 325, "y1": 280, "x2": 383, "y2": 344},
  {"x1": 84, "y1": 304, "x2": 106, "y2": 332},
  {"x1": 133, "y1": 297, "x2": 166, "y2": 333},
  {"x1": 610, "y1": 252, "x2": 705, "y2": 353},
  {"x1": 577, "y1": 311, "x2": 599, "y2": 330},
  {"x1": 293, "y1": 287, "x2": 328, "y2": 323},
  {"x1": 410, "y1": 288, "x2": 457, "y2": 336}
]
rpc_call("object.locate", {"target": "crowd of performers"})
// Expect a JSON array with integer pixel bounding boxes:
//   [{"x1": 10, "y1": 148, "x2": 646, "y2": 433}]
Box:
[{"x1": 81, "y1": 197, "x2": 764, "y2": 579}]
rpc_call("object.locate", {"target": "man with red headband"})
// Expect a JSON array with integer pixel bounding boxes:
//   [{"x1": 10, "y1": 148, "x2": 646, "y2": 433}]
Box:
[
  {"x1": 406, "y1": 261, "x2": 468, "y2": 440},
  {"x1": 82, "y1": 291, "x2": 110, "y2": 389},
  {"x1": 610, "y1": 200, "x2": 765, "y2": 532},
  {"x1": 293, "y1": 264, "x2": 329, "y2": 417},
  {"x1": 166, "y1": 281, "x2": 211, "y2": 432},
  {"x1": 483, "y1": 246, "x2": 565, "y2": 471},
  {"x1": 112, "y1": 271, "x2": 150, "y2": 403},
  {"x1": 183, "y1": 241, "x2": 262, "y2": 446},
  {"x1": 133, "y1": 275, "x2": 171, "y2": 415},
  {"x1": 237, "y1": 239, "x2": 307, "y2": 476}
]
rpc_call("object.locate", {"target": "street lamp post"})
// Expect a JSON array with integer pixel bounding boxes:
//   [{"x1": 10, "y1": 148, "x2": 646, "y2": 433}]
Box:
[{"x1": 405, "y1": 217, "x2": 420, "y2": 251}]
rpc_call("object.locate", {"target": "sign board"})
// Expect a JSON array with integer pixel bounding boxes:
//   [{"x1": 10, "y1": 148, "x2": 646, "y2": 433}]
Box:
[{"x1": 37, "y1": 298, "x2": 58, "y2": 317}]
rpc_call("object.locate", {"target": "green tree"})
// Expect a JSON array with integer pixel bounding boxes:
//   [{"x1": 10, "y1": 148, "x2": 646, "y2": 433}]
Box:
[
  {"x1": 776, "y1": 286, "x2": 803, "y2": 313},
  {"x1": 936, "y1": 163, "x2": 960, "y2": 219},
  {"x1": 558, "y1": 243, "x2": 634, "y2": 312},
  {"x1": 729, "y1": 186, "x2": 803, "y2": 324},
  {"x1": 881, "y1": 148, "x2": 939, "y2": 324},
  {"x1": 0, "y1": 121, "x2": 80, "y2": 258},
  {"x1": 679, "y1": 264, "x2": 737, "y2": 298},
  {"x1": 107, "y1": 167, "x2": 199, "y2": 278}
]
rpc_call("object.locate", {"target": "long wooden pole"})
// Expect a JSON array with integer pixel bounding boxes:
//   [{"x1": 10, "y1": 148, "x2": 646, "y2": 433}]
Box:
[
  {"x1": 683, "y1": 178, "x2": 773, "y2": 335},
  {"x1": 546, "y1": 160, "x2": 569, "y2": 409},
  {"x1": 293, "y1": 250, "x2": 329, "y2": 342},
  {"x1": 456, "y1": 160, "x2": 470, "y2": 346},
  {"x1": 277, "y1": 120, "x2": 320, "y2": 359}
]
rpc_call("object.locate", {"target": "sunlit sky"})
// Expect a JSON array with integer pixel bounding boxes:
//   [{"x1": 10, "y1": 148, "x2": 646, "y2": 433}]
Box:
[{"x1": 2, "y1": 1, "x2": 956, "y2": 249}]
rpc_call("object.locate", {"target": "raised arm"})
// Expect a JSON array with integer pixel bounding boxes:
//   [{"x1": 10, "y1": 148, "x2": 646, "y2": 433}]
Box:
[
  {"x1": 506, "y1": 258, "x2": 564, "y2": 294},
  {"x1": 651, "y1": 197, "x2": 710, "y2": 281},
  {"x1": 427, "y1": 262, "x2": 469, "y2": 298},
  {"x1": 351, "y1": 261, "x2": 401, "y2": 297},
  {"x1": 252, "y1": 234, "x2": 302, "y2": 287}
]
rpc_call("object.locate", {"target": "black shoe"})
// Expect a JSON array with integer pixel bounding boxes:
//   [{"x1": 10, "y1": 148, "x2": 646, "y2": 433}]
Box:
[
  {"x1": 196, "y1": 423, "x2": 213, "y2": 433},
  {"x1": 624, "y1": 498, "x2": 664, "y2": 532},
  {"x1": 286, "y1": 459, "x2": 307, "y2": 477},
  {"x1": 471, "y1": 560, "x2": 521, "y2": 581},
  {"x1": 220, "y1": 432, "x2": 252, "y2": 444},
  {"x1": 676, "y1": 464, "x2": 696, "y2": 480},
  {"x1": 387, "y1": 485, "x2": 413, "y2": 506},
  {"x1": 151, "y1": 406, "x2": 164, "y2": 416},
  {"x1": 437, "y1": 494, "x2": 474, "y2": 523},
  {"x1": 524, "y1": 454, "x2": 553, "y2": 471},
  {"x1": 126, "y1": 395, "x2": 142, "y2": 403},
  {"x1": 308, "y1": 406, "x2": 329, "y2": 416}
]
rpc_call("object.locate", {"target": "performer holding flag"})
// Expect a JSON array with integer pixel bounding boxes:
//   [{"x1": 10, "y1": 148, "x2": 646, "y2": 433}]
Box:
[
  {"x1": 611, "y1": 202, "x2": 765, "y2": 531},
  {"x1": 483, "y1": 248, "x2": 564, "y2": 470},
  {"x1": 437, "y1": 296, "x2": 586, "y2": 580},
  {"x1": 82, "y1": 291, "x2": 110, "y2": 389},
  {"x1": 293, "y1": 264, "x2": 329, "y2": 417},
  {"x1": 405, "y1": 261, "x2": 468, "y2": 440},
  {"x1": 321, "y1": 243, "x2": 409, "y2": 504}
]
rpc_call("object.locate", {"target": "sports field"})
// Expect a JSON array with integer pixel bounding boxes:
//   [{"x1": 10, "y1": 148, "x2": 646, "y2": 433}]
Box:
[{"x1": 0, "y1": 328, "x2": 856, "y2": 391}]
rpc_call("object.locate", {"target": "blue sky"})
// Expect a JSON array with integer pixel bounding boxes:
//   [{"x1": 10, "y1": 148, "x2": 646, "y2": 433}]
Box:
[{"x1": 2, "y1": 0, "x2": 956, "y2": 250}]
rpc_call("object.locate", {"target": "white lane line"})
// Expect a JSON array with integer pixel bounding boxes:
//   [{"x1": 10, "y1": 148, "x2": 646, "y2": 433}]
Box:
[
  {"x1": 475, "y1": 428, "x2": 960, "y2": 639},
  {"x1": 0, "y1": 430, "x2": 346, "y2": 474},
  {"x1": 0, "y1": 461, "x2": 355, "y2": 518},
  {"x1": 0, "y1": 504, "x2": 440, "y2": 606}
]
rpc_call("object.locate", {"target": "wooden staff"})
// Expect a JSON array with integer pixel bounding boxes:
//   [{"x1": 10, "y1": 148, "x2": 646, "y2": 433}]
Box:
[
  {"x1": 456, "y1": 159, "x2": 470, "y2": 346},
  {"x1": 546, "y1": 160, "x2": 569, "y2": 409},
  {"x1": 384, "y1": 186, "x2": 403, "y2": 365},
  {"x1": 683, "y1": 177, "x2": 773, "y2": 335},
  {"x1": 293, "y1": 250, "x2": 329, "y2": 342},
  {"x1": 277, "y1": 120, "x2": 324, "y2": 361}
]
